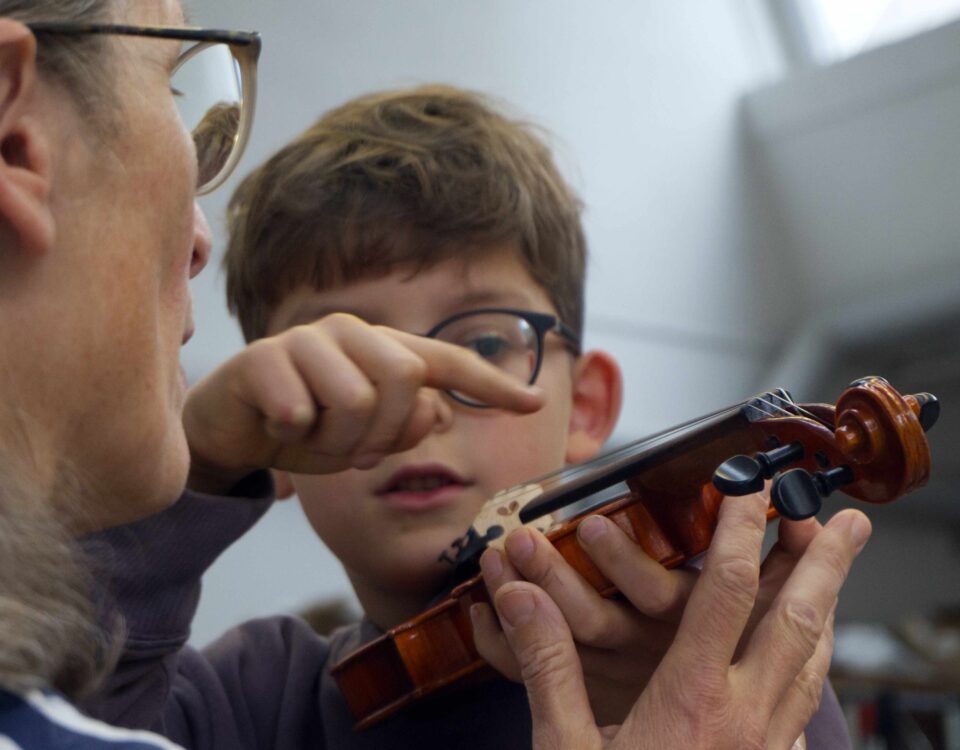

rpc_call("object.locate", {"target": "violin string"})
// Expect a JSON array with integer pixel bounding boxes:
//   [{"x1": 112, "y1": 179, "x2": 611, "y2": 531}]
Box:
[
  {"x1": 749, "y1": 394, "x2": 834, "y2": 429},
  {"x1": 479, "y1": 402, "x2": 745, "y2": 517}
]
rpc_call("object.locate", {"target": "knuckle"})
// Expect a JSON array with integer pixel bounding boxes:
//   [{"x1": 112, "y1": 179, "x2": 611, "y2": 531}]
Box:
[
  {"x1": 244, "y1": 336, "x2": 281, "y2": 366},
  {"x1": 323, "y1": 311, "x2": 365, "y2": 331},
  {"x1": 639, "y1": 575, "x2": 685, "y2": 618},
  {"x1": 575, "y1": 612, "x2": 615, "y2": 646},
  {"x1": 779, "y1": 600, "x2": 824, "y2": 657},
  {"x1": 390, "y1": 353, "x2": 428, "y2": 386},
  {"x1": 516, "y1": 639, "x2": 570, "y2": 691},
  {"x1": 666, "y1": 672, "x2": 732, "y2": 743},
  {"x1": 661, "y1": 665, "x2": 768, "y2": 750},
  {"x1": 711, "y1": 556, "x2": 759, "y2": 605},
  {"x1": 283, "y1": 323, "x2": 320, "y2": 349},
  {"x1": 793, "y1": 665, "x2": 825, "y2": 713},
  {"x1": 736, "y1": 719, "x2": 767, "y2": 750},
  {"x1": 338, "y1": 383, "x2": 377, "y2": 418},
  {"x1": 527, "y1": 560, "x2": 562, "y2": 592}
]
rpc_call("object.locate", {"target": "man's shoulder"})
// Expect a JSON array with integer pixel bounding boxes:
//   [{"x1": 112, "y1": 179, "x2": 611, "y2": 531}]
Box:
[{"x1": 0, "y1": 689, "x2": 184, "y2": 749}]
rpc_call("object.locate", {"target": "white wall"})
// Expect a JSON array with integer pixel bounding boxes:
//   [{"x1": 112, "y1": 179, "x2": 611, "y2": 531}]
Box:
[
  {"x1": 745, "y1": 19, "x2": 960, "y2": 624},
  {"x1": 184, "y1": 0, "x2": 788, "y2": 645}
]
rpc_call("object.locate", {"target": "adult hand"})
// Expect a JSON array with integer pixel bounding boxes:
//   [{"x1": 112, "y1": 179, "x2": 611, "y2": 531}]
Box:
[
  {"x1": 183, "y1": 313, "x2": 543, "y2": 494},
  {"x1": 473, "y1": 491, "x2": 837, "y2": 726},
  {"x1": 484, "y1": 493, "x2": 871, "y2": 749}
]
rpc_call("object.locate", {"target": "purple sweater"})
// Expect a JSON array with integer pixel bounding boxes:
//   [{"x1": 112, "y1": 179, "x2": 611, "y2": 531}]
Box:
[{"x1": 82, "y1": 475, "x2": 852, "y2": 749}]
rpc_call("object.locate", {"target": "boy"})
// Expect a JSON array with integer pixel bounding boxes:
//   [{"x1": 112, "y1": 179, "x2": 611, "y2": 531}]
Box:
[{"x1": 90, "y1": 86, "x2": 859, "y2": 748}]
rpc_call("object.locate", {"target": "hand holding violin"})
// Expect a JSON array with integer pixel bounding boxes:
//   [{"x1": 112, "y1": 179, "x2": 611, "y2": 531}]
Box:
[
  {"x1": 491, "y1": 492, "x2": 871, "y2": 750},
  {"x1": 473, "y1": 489, "x2": 837, "y2": 726}
]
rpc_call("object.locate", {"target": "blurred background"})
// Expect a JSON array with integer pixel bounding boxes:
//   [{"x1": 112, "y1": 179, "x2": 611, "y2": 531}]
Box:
[{"x1": 183, "y1": 1, "x2": 960, "y2": 745}]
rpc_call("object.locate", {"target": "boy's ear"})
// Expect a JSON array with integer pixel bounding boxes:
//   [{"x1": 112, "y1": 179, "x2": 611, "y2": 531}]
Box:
[
  {"x1": 565, "y1": 349, "x2": 623, "y2": 464},
  {"x1": 270, "y1": 469, "x2": 298, "y2": 500},
  {"x1": 0, "y1": 20, "x2": 54, "y2": 257}
]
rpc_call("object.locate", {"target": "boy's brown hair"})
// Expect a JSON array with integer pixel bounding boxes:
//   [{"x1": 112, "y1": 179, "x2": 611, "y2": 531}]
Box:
[{"x1": 224, "y1": 85, "x2": 587, "y2": 342}]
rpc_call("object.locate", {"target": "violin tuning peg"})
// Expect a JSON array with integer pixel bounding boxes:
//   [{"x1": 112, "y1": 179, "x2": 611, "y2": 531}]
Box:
[
  {"x1": 910, "y1": 393, "x2": 940, "y2": 432},
  {"x1": 756, "y1": 441, "x2": 805, "y2": 475},
  {"x1": 713, "y1": 455, "x2": 764, "y2": 496},
  {"x1": 815, "y1": 465, "x2": 855, "y2": 496},
  {"x1": 771, "y1": 468, "x2": 823, "y2": 520}
]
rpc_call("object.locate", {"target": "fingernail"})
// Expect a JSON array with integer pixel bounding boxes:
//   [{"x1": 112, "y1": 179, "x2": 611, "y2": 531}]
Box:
[
  {"x1": 469, "y1": 603, "x2": 483, "y2": 626},
  {"x1": 505, "y1": 530, "x2": 535, "y2": 563},
  {"x1": 498, "y1": 588, "x2": 536, "y2": 627},
  {"x1": 353, "y1": 452, "x2": 385, "y2": 470},
  {"x1": 849, "y1": 514, "x2": 871, "y2": 552},
  {"x1": 578, "y1": 515, "x2": 607, "y2": 544},
  {"x1": 480, "y1": 548, "x2": 503, "y2": 580}
]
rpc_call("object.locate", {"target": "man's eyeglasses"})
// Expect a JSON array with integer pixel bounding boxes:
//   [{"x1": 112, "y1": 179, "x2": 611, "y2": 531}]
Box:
[
  {"x1": 425, "y1": 308, "x2": 581, "y2": 407},
  {"x1": 27, "y1": 23, "x2": 261, "y2": 196}
]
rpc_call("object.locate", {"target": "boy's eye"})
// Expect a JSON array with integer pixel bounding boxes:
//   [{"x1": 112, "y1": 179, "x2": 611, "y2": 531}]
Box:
[{"x1": 463, "y1": 334, "x2": 513, "y2": 361}]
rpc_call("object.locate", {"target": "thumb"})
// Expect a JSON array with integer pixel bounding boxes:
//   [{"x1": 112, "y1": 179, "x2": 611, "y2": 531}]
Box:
[{"x1": 493, "y1": 582, "x2": 599, "y2": 750}]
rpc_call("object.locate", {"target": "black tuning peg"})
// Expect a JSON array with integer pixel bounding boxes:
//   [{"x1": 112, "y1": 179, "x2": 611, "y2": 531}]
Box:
[
  {"x1": 910, "y1": 393, "x2": 940, "y2": 432},
  {"x1": 815, "y1": 465, "x2": 855, "y2": 496},
  {"x1": 771, "y1": 465, "x2": 855, "y2": 520},
  {"x1": 713, "y1": 442, "x2": 805, "y2": 497},
  {"x1": 713, "y1": 455, "x2": 764, "y2": 496},
  {"x1": 771, "y1": 469, "x2": 823, "y2": 520}
]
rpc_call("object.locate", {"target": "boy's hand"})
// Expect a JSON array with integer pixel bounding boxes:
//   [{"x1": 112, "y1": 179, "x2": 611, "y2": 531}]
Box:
[
  {"x1": 474, "y1": 492, "x2": 837, "y2": 725},
  {"x1": 485, "y1": 495, "x2": 870, "y2": 749},
  {"x1": 183, "y1": 314, "x2": 544, "y2": 494}
]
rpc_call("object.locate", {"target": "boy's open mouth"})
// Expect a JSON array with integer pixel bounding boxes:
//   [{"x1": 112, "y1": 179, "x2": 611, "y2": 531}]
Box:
[{"x1": 377, "y1": 465, "x2": 470, "y2": 497}]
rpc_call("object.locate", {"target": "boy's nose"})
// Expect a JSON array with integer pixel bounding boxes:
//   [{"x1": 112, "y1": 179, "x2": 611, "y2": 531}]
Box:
[{"x1": 428, "y1": 389, "x2": 454, "y2": 434}]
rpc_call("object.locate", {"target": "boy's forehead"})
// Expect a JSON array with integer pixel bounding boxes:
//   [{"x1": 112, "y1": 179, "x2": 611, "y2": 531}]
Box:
[{"x1": 268, "y1": 246, "x2": 553, "y2": 334}]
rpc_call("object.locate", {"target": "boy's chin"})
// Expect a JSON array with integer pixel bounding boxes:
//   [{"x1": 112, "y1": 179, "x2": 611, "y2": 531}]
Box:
[{"x1": 378, "y1": 550, "x2": 457, "y2": 598}]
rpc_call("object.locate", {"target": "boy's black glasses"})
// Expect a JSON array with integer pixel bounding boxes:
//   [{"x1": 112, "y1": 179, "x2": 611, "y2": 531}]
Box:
[
  {"x1": 26, "y1": 23, "x2": 261, "y2": 196},
  {"x1": 425, "y1": 308, "x2": 581, "y2": 407}
]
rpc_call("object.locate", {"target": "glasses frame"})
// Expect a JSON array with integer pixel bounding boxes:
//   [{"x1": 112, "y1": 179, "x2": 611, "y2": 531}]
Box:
[
  {"x1": 26, "y1": 23, "x2": 261, "y2": 196},
  {"x1": 425, "y1": 307, "x2": 582, "y2": 407}
]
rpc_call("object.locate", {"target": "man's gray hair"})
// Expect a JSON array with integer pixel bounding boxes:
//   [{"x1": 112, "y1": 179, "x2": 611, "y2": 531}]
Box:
[{"x1": 1, "y1": 0, "x2": 114, "y2": 109}]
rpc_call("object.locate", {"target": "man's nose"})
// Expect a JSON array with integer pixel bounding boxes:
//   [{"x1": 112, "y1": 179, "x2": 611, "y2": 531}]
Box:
[{"x1": 190, "y1": 202, "x2": 213, "y2": 279}]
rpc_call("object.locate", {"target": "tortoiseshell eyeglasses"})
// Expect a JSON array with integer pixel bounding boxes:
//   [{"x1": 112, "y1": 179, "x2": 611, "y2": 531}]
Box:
[{"x1": 27, "y1": 23, "x2": 261, "y2": 196}]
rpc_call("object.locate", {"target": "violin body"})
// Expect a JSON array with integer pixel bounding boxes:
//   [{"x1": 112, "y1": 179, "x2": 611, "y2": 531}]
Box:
[{"x1": 331, "y1": 377, "x2": 937, "y2": 729}]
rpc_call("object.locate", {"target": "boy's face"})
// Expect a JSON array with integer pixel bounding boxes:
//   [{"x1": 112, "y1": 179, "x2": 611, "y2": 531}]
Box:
[{"x1": 267, "y1": 243, "x2": 612, "y2": 626}]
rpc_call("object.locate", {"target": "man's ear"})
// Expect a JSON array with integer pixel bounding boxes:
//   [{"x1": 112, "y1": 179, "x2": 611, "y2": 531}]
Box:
[
  {"x1": 270, "y1": 469, "x2": 298, "y2": 500},
  {"x1": 565, "y1": 349, "x2": 623, "y2": 464},
  {"x1": 0, "y1": 20, "x2": 54, "y2": 256}
]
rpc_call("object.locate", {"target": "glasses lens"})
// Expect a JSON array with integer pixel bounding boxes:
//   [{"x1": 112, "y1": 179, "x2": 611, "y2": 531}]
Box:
[
  {"x1": 171, "y1": 43, "x2": 243, "y2": 193},
  {"x1": 434, "y1": 312, "x2": 539, "y2": 406}
]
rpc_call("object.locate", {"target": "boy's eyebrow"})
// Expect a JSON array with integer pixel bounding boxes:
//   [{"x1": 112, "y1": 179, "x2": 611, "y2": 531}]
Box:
[
  {"x1": 452, "y1": 289, "x2": 532, "y2": 309},
  {"x1": 278, "y1": 289, "x2": 539, "y2": 331}
]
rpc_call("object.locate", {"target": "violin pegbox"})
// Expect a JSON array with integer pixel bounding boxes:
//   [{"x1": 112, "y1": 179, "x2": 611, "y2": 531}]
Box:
[{"x1": 712, "y1": 376, "x2": 937, "y2": 521}]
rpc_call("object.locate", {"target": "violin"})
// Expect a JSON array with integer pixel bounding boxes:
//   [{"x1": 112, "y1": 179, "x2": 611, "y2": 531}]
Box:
[{"x1": 331, "y1": 376, "x2": 939, "y2": 730}]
